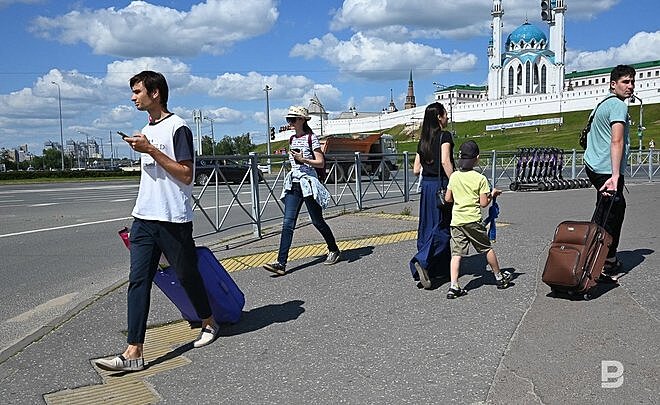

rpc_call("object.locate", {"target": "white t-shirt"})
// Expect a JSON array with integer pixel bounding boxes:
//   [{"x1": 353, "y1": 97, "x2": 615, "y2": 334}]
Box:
[
  {"x1": 131, "y1": 114, "x2": 195, "y2": 223},
  {"x1": 289, "y1": 133, "x2": 321, "y2": 178}
]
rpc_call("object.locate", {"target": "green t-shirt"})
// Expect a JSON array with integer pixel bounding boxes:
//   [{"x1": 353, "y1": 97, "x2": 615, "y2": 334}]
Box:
[
  {"x1": 583, "y1": 96, "x2": 630, "y2": 174},
  {"x1": 447, "y1": 170, "x2": 490, "y2": 226}
]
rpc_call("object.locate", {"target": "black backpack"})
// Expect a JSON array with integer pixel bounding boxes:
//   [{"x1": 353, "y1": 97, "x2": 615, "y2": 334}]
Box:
[{"x1": 289, "y1": 133, "x2": 327, "y2": 182}]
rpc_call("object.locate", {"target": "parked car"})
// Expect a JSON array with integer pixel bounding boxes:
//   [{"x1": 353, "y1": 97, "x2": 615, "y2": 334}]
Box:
[{"x1": 195, "y1": 159, "x2": 264, "y2": 185}]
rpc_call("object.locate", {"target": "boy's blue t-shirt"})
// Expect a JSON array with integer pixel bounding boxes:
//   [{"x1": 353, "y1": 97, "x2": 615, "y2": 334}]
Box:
[{"x1": 584, "y1": 96, "x2": 630, "y2": 174}]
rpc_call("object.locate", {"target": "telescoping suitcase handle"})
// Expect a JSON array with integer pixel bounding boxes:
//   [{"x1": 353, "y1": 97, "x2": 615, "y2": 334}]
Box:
[{"x1": 590, "y1": 190, "x2": 616, "y2": 227}]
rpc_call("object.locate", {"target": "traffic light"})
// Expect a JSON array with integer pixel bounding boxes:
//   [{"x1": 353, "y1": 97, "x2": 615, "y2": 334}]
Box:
[
  {"x1": 269, "y1": 127, "x2": 275, "y2": 141},
  {"x1": 541, "y1": 0, "x2": 552, "y2": 21}
]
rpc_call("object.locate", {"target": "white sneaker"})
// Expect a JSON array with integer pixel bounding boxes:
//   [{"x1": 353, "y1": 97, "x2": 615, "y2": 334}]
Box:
[
  {"x1": 95, "y1": 355, "x2": 144, "y2": 372},
  {"x1": 193, "y1": 322, "x2": 219, "y2": 348},
  {"x1": 324, "y1": 251, "x2": 341, "y2": 265}
]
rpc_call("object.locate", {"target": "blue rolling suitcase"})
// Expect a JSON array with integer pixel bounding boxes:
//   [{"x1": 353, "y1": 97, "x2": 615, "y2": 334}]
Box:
[
  {"x1": 118, "y1": 228, "x2": 245, "y2": 324},
  {"x1": 154, "y1": 246, "x2": 245, "y2": 324},
  {"x1": 195, "y1": 246, "x2": 245, "y2": 323}
]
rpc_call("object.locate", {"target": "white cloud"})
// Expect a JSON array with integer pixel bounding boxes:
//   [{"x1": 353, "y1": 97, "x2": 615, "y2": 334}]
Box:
[
  {"x1": 195, "y1": 107, "x2": 245, "y2": 125},
  {"x1": 330, "y1": 0, "x2": 488, "y2": 38},
  {"x1": 290, "y1": 32, "x2": 477, "y2": 80},
  {"x1": 106, "y1": 57, "x2": 192, "y2": 91},
  {"x1": 330, "y1": 0, "x2": 623, "y2": 41},
  {"x1": 567, "y1": 31, "x2": 660, "y2": 71},
  {"x1": 0, "y1": 0, "x2": 42, "y2": 8},
  {"x1": 29, "y1": 0, "x2": 279, "y2": 57}
]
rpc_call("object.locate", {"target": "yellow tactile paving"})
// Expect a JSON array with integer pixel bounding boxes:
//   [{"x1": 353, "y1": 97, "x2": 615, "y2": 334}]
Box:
[
  {"x1": 44, "y1": 321, "x2": 198, "y2": 405},
  {"x1": 218, "y1": 229, "x2": 420, "y2": 273}
]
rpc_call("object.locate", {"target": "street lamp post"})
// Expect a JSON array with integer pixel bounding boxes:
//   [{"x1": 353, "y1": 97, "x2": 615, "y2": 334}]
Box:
[
  {"x1": 109, "y1": 130, "x2": 114, "y2": 168},
  {"x1": 433, "y1": 82, "x2": 454, "y2": 134},
  {"x1": 630, "y1": 94, "x2": 644, "y2": 152},
  {"x1": 264, "y1": 85, "x2": 272, "y2": 172},
  {"x1": 51, "y1": 81, "x2": 65, "y2": 170},
  {"x1": 203, "y1": 116, "x2": 216, "y2": 157}
]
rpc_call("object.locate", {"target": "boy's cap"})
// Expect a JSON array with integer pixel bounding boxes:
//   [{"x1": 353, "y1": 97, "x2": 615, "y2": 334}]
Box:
[{"x1": 458, "y1": 140, "x2": 479, "y2": 169}]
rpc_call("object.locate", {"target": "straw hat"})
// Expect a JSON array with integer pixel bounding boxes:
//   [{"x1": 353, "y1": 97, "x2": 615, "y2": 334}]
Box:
[{"x1": 285, "y1": 106, "x2": 311, "y2": 120}]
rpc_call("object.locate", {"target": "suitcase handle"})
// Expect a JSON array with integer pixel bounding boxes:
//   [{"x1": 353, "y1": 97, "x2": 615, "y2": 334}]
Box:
[{"x1": 590, "y1": 190, "x2": 616, "y2": 226}]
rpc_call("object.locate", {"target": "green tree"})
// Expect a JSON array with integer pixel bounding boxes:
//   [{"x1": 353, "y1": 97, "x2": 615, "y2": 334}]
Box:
[
  {"x1": 42, "y1": 148, "x2": 65, "y2": 170},
  {"x1": 215, "y1": 136, "x2": 235, "y2": 155},
  {"x1": 31, "y1": 155, "x2": 45, "y2": 170},
  {"x1": 200, "y1": 135, "x2": 215, "y2": 155},
  {"x1": 234, "y1": 132, "x2": 255, "y2": 155}
]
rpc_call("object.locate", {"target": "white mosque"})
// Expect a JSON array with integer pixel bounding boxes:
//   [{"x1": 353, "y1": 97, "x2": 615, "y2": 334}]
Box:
[{"x1": 277, "y1": 0, "x2": 660, "y2": 141}]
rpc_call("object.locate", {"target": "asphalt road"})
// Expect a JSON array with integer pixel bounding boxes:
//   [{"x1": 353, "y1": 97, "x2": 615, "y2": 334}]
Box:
[{"x1": 0, "y1": 180, "x2": 282, "y2": 357}]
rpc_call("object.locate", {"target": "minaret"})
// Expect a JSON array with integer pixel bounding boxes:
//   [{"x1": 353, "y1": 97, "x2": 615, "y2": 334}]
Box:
[
  {"x1": 404, "y1": 70, "x2": 416, "y2": 109},
  {"x1": 487, "y1": 0, "x2": 503, "y2": 100},
  {"x1": 549, "y1": 0, "x2": 567, "y2": 92}
]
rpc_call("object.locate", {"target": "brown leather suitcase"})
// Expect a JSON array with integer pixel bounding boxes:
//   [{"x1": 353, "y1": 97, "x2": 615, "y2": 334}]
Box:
[{"x1": 542, "y1": 196, "x2": 614, "y2": 299}]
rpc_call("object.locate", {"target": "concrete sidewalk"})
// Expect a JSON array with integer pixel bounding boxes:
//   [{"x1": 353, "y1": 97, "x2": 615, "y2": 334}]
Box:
[{"x1": 1, "y1": 183, "x2": 658, "y2": 404}]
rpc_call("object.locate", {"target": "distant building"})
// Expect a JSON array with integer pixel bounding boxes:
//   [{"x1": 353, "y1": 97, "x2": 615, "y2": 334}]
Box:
[
  {"x1": 44, "y1": 140, "x2": 62, "y2": 152},
  {"x1": 404, "y1": 70, "x2": 416, "y2": 109}
]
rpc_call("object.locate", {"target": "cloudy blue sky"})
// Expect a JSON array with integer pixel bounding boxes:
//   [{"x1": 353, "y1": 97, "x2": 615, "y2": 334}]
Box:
[{"x1": 1, "y1": 0, "x2": 658, "y2": 158}]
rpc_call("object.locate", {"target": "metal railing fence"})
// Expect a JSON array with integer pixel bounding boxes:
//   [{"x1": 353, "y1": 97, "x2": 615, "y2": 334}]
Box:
[{"x1": 191, "y1": 149, "x2": 658, "y2": 239}]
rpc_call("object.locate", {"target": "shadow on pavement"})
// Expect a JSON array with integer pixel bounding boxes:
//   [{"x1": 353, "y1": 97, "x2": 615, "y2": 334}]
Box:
[
  {"x1": 342, "y1": 246, "x2": 375, "y2": 263},
  {"x1": 280, "y1": 257, "x2": 326, "y2": 275},
  {"x1": 617, "y1": 248, "x2": 654, "y2": 279},
  {"x1": 218, "y1": 300, "x2": 306, "y2": 337},
  {"x1": 143, "y1": 343, "x2": 196, "y2": 372},
  {"x1": 276, "y1": 246, "x2": 375, "y2": 277}
]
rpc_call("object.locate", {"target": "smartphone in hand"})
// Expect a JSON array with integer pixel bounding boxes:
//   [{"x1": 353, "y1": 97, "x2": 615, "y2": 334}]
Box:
[
  {"x1": 290, "y1": 148, "x2": 301, "y2": 154},
  {"x1": 117, "y1": 131, "x2": 129, "y2": 139}
]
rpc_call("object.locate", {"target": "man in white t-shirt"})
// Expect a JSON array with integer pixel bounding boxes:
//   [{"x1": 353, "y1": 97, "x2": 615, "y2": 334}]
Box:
[{"x1": 95, "y1": 71, "x2": 218, "y2": 372}]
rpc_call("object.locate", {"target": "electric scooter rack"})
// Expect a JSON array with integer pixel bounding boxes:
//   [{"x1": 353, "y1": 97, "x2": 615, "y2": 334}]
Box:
[{"x1": 509, "y1": 147, "x2": 591, "y2": 192}]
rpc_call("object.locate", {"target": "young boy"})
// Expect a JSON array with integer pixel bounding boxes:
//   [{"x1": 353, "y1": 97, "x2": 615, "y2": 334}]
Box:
[{"x1": 444, "y1": 140, "x2": 511, "y2": 299}]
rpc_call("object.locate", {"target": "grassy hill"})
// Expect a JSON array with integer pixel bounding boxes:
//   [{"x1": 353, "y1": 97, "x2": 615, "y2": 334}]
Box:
[{"x1": 255, "y1": 103, "x2": 660, "y2": 155}]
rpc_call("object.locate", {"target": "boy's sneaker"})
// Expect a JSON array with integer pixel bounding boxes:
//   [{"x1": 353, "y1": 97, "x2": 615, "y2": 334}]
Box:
[
  {"x1": 263, "y1": 262, "x2": 286, "y2": 275},
  {"x1": 496, "y1": 270, "x2": 512, "y2": 289},
  {"x1": 193, "y1": 322, "x2": 219, "y2": 348},
  {"x1": 446, "y1": 286, "x2": 467, "y2": 299},
  {"x1": 324, "y1": 251, "x2": 341, "y2": 265},
  {"x1": 95, "y1": 355, "x2": 144, "y2": 372},
  {"x1": 414, "y1": 262, "x2": 432, "y2": 290}
]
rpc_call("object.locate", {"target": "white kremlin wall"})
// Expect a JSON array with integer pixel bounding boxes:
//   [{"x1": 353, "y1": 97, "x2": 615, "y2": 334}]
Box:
[{"x1": 274, "y1": 76, "x2": 660, "y2": 141}]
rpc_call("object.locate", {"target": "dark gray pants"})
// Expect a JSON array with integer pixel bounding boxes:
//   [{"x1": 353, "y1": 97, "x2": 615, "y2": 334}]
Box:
[
  {"x1": 127, "y1": 218, "x2": 211, "y2": 343},
  {"x1": 585, "y1": 167, "x2": 626, "y2": 259}
]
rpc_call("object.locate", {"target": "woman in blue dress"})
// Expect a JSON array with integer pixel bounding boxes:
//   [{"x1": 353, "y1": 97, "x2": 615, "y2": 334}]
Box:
[{"x1": 409, "y1": 102, "x2": 455, "y2": 289}]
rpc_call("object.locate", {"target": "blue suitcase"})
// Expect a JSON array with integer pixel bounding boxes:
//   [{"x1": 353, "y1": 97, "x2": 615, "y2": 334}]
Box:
[{"x1": 154, "y1": 246, "x2": 245, "y2": 324}]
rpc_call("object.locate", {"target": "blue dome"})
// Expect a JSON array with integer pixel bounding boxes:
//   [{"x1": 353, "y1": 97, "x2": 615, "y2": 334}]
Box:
[{"x1": 506, "y1": 22, "x2": 547, "y2": 48}]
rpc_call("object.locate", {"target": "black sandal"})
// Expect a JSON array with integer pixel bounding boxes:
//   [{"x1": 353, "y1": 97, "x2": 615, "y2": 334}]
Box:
[
  {"x1": 603, "y1": 259, "x2": 622, "y2": 275},
  {"x1": 597, "y1": 273, "x2": 618, "y2": 284}
]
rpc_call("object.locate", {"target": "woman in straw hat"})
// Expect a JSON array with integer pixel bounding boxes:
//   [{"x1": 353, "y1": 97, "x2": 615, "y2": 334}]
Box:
[{"x1": 263, "y1": 106, "x2": 340, "y2": 275}]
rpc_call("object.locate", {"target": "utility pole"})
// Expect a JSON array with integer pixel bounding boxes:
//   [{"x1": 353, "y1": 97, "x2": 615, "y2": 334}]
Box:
[
  {"x1": 264, "y1": 85, "x2": 272, "y2": 173},
  {"x1": 51, "y1": 81, "x2": 65, "y2": 170},
  {"x1": 109, "y1": 129, "x2": 114, "y2": 168},
  {"x1": 203, "y1": 116, "x2": 216, "y2": 157},
  {"x1": 630, "y1": 94, "x2": 644, "y2": 152}
]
